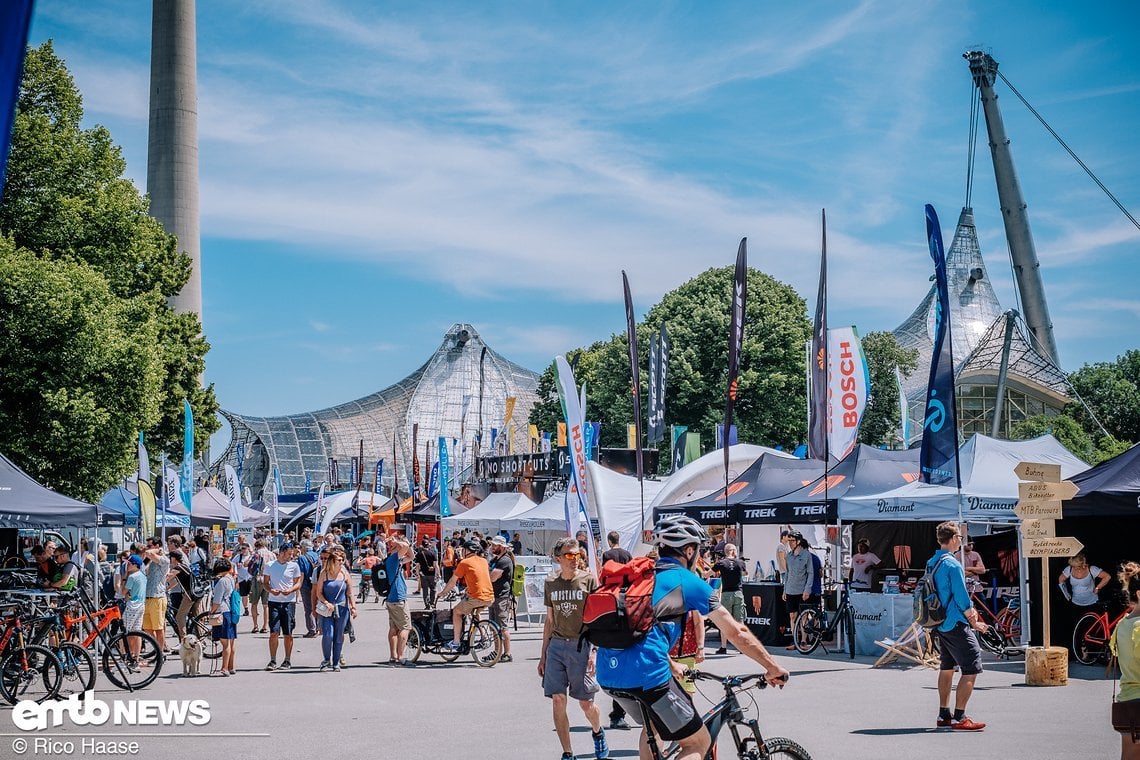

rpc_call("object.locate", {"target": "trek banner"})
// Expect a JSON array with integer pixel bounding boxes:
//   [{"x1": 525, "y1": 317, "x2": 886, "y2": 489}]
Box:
[
  {"x1": 655, "y1": 325, "x2": 671, "y2": 444},
  {"x1": 827, "y1": 326, "x2": 870, "y2": 461},
  {"x1": 919, "y1": 204, "x2": 961, "y2": 486}
]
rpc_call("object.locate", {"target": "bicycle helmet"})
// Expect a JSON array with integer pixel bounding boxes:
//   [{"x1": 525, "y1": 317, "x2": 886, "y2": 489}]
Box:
[
  {"x1": 650, "y1": 514, "x2": 709, "y2": 549},
  {"x1": 464, "y1": 539, "x2": 483, "y2": 553}
]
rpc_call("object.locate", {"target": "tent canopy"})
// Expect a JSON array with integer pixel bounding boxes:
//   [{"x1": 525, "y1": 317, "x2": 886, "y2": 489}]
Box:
[
  {"x1": 648, "y1": 444, "x2": 794, "y2": 510},
  {"x1": 440, "y1": 492, "x2": 536, "y2": 537},
  {"x1": 654, "y1": 453, "x2": 824, "y2": 523},
  {"x1": 398, "y1": 494, "x2": 469, "y2": 524},
  {"x1": 190, "y1": 487, "x2": 271, "y2": 527},
  {"x1": 586, "y1": 461, "x2": 667, "y2": 553},
  {"x1": 0, "y1": 452, "x2": 97, "y2": 527},
  {"x1": 839, "y1": 434, "x2": 1088, "y2": 522},
  {"x1": 500, "y1": 493, "x2": 577, "y2": 556},
  {"x1": 1065, "y1": 441, "x2": 1140, "y2": 517}
]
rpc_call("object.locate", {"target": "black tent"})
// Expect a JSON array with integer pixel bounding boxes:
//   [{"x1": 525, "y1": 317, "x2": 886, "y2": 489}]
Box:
[
  {"x1": 740, "y1": 445, "x2": 921, "y2": 525},
  {"x1": 0, "y1": 452, "x2": 97, "y2": 527},
  {"x1": 397, "y1": 494, "x2": 469, "y2": 524},
  {"x1": 653, "y1": 454, "x2": 825, "y2": 524},
  {"x1": 1063, "y1": 441, "x2": 1140, "y2": 517}
]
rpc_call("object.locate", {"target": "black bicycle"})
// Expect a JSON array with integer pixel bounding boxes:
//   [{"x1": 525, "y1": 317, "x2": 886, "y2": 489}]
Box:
[
  {"x1": 791, "y1": 581, "x2": 855, "y2": 659},
  {"x1": 615, "y1": 671, "x2": 810, "y2": 759}
]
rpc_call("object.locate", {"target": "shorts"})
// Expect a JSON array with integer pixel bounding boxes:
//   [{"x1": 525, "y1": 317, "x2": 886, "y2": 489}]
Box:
[
  {"x1": 386, "y1": 601, "x2": 411, "y2": 631},
  {"x1": 784, "y1": 593, "x2": 819, "y2": 613},
  {"x1": 212, "y1": 611, "x2": 237, "y2": 641},
  {"x1": 238, "y1": 579, "x2": 252, "y2": 596},
  {"x1": 935, "y1": 622, "x2": 984, "y2": 675},
  {"x1": 455, "y1": 596, "x2": 491, "y2": 617},
  {"x1": 142, "y1": 597, "x2": 167, "y2": 630},
  {"x1": 123, "y1": 602, "x2": 145, "y2": 632},
  {"x1": 490, "y1": 596, "x2": 512, "y2": 627},
  {"x1": 249, "y1": 579, "x2": 269, "y2": 606},
  {"x1": 543, "y1": 637, "x2": 596, "y2": 701},
  {"x1": 268, "y1": 601, "x2": 296, "y2": 636},
  {"x1": 606, "y1": 677, "x2": 704, "y2": 742}
]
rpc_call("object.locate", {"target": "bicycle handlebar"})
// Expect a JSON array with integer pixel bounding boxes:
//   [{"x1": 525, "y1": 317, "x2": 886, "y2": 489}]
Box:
[{"x1": 684, "y1": 670, "x2": 787, "y2": 689}]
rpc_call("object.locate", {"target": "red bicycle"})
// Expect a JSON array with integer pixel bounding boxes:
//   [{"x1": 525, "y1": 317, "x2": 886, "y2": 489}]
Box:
[{"x1": 1072, "y1": 606, "x2": 1130, "y2": 665}]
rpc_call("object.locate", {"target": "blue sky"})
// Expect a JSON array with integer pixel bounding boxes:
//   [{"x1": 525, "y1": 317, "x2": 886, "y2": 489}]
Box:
[{"x1": 29, "y1": 1, "x2": 1140, "y2": 420}]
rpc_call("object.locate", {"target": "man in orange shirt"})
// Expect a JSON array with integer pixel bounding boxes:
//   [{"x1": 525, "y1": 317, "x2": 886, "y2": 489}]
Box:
[{"x1": 439, "y1": 540, "x2": 493, "y2": 650}]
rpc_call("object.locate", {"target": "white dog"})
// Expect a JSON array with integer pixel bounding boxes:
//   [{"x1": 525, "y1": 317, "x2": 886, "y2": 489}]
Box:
[{"x1": 179, "y1": 634, "x2": 203, "y2": 677}]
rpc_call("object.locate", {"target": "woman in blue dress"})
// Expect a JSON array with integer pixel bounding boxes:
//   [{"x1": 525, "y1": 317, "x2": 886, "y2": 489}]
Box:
[{"x1": 315, "y1": 546, "x2": 357, "y2": 671}]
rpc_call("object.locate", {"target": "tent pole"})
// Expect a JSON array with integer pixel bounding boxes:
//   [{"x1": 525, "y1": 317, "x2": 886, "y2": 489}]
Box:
[{"x1": 1017, "y1": 527, "x2": 1030, "y2": 646}]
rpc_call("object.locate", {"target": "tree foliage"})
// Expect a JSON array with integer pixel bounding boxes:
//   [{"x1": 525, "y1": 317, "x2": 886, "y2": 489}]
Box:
[
  {"x1": 529, "y1": 266, "x2": 811, "y2": 469},
  {"x1": 0, "y1": 42, "x2": 218, "y2": 499},
  {"x1": 1009, "y1": 413, "x2": 1130, "y2": 466},
  {"x1": 1066, "y1": 350, "x2": 1140, "y2": 445},
  {"x1": 858, "y1": 331, "x2": 919, "y2": 447}
]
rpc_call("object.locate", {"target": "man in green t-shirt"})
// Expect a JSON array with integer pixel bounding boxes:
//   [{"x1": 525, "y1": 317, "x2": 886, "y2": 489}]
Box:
[{"x1": 46, "y1": 546, "x2": 79, "y2": 591}]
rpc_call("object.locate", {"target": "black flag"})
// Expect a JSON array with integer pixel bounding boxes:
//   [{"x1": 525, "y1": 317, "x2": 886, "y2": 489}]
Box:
[
  {"x1": 920, "y1": 204, "x2": 961, "y2": 486},
  {"x1": 808, "y1": 209, "x2": 828, "y2": 461},
  {"x1": 724, "y1": 239, "x2": 747, "y2": 478},
  {"x1": 622, "y1": 271, "x2": 644, "y2": 483},
  {"x1": 656, "y1": 324, "x2": 671, "y2": 444}
]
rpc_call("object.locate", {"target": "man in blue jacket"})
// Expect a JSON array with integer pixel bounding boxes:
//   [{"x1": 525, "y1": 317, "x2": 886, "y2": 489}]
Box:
[{"x1": 928, "y1": 521, "x2": 990, "y2": 731}]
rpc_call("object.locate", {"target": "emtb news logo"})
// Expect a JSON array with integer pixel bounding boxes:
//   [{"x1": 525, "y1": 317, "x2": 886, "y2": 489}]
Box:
[{"x1": 11, "y1": 691, "x2": 211, "y2": 731}]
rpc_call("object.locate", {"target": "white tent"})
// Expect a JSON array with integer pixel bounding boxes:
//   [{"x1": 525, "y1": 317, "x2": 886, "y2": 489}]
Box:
[
  {"x1": 315, "y1": 490, "x2": 389, "y2": 533},
  {"x1": 587, "y1": 461, "x2": 667, "y2": 553},
  {"x1": 839, "y1": 434, "x2": 1088, "y2": 522},
  {"x1": 500, "y1": 494, "x2": 576, "y2": 556},
  {"x1": 190, "y1": 487, "x2": 272, "y2": 527},
  {"x1": 648, "y1": 444, "x2": 794, "y2": 509},
  {"x1": 440, "y1": 492, "x2": 536, "y2": 538}
]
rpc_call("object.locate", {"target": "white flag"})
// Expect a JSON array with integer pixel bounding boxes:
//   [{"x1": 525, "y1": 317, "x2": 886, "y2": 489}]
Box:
[
  {"x1": 224, "y1": 464, "x2": 243, "y2": 524},
  {"x1": 827, "y1": 326, "x2": 871, "y2": 459}
]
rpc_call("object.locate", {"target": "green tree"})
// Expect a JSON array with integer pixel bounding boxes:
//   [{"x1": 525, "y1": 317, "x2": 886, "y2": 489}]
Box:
[
  {"x1": 1009, "y1": 412, "x2": 1130, "y2": 466},
  {"x1": 1066, "y1": 351, "x2": 1140, "y2": 445},
  {"x1": 0, "y1": 42, "x2": 218, "y2": 496},
  {"x1": 858, "y1": 331, "x2": 918, "y2": 447}
]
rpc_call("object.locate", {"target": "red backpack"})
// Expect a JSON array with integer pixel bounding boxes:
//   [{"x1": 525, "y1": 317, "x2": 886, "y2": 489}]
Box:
[{"x1": 582, "y1": 557, "x2": 687, "y2": 649}]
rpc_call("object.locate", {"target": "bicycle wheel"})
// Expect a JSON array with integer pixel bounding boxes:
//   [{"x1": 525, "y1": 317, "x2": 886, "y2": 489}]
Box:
[
  {"x1": 2, "y1": 555, "x2": 27, "y2": 569},
  {"x1": 1072, "y1": 612, "x2": 1107, "y2": 665},
  {"x1": 188, "y1": 613, "x2": 222, "y2": 660},
  {"x1": 404, "y1": 625, "x2": 422, "y2": 663},
  {"x1": 53, "y1": 642, "x2": 96, "y2": 697},
  {"x1": 470, "y1": 620, "x2": 502, "y2": 668},
  {"x1": 756, "y1": 737, "x2": 813, "y2": 759},
  {"x1": 792, "y1": 609, "x2": 823, "y2": 655},
  {"x1": 0, "y1": 644, "x2": 62, "y2": 704},
  {"x1": 102, "y1": 632, "x2": 163, "y2": 690},
  {"x1": 844, "y1": 608, "x2": 856, "y2": 659}
]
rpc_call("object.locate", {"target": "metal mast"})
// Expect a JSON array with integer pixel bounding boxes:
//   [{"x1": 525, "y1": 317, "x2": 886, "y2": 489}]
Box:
[{"x1": 964, "y1": 51, "x2": 1059, "y2": 364}]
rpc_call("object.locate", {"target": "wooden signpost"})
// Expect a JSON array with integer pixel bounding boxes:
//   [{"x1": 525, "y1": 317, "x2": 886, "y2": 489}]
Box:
[{"x1": 1015, "y1": 461, "x2": 1081, "y2": 686}]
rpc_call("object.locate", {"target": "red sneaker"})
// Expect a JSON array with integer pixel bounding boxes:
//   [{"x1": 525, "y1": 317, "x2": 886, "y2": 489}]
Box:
[
  {"x1": 950, "y1": 717, "x2": 986, "y2": 731},
  {"x1": 936, "y1": 718, "x2": 953, "y2": 728}
]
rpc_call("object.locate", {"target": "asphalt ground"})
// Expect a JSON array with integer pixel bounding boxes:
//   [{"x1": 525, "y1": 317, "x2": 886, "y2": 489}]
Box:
[{"x1": 0, "y1": 587, "x2": 1122, "y2": 760}]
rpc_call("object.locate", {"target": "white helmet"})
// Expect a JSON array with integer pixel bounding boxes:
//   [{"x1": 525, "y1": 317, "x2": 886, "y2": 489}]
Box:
[{"x1": 651, "y1": 515, "x2": 709, "y2": 549}]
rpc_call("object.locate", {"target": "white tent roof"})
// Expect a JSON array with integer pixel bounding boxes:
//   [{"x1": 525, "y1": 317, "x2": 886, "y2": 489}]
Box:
[
  {"x1": 587, "y1": 461, "x2": 667, "y2": 553},
  {"x1": 839, "y1": 434, "x2": 1088, "y2": 522},
  {"x1": 190, "y1": 487, "x2": 271, "y2": 527},
  {"x1": 440, "y1": 492, "x2": 536, "y2": 535},
  {"x1": 649, "y1": 444, "x2": 794, "y2": 509},
  {"x1": 501, "y1": 493, "x2": 574, "y2": 532}
]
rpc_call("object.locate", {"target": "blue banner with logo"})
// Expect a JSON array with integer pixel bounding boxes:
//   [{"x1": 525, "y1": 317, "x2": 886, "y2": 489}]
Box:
[
  {"x1": 180, "y1": 400, "x2": 194, "y2": 514},
  {"x1": 0, "y1": 1, "x2": 32, "y2": 199},
  {"x1": 438, "y1": 437, "x2": 450, "y2": 517},
  {"x1": 919, "y1": 204, "x2": 961, "y2": 486}
]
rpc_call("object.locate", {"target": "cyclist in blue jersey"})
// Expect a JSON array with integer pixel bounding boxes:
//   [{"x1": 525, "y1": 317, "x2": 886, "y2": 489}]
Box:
[{"x1": 597, "y1": 515, "x2": 789, "y2": 760}]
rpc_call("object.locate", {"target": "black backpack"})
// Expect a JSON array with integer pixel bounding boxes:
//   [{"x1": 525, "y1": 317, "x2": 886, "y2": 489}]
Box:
[
  {"x1": 914, "y1": 555, "x2": 952, "y2": 629},
  {"x1": 371, "y1": 561, "x2": 391, "y2": 597}
]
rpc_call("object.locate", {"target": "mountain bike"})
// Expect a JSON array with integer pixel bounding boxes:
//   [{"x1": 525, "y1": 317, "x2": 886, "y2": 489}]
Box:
[
  {"x1": 0, "y1": 600, "x2": 62, "y2": 704},
  {"x1": 1072, "y1": 605, "x2": 1131, "y2": 665},
  {"x1": 405, "y1": 604, "x2": 502, "y2": 667},
  {"x1": 791, "y1": 582, "x2": 855, "y2": 659},
  {"x1": 612, "y1": 670, "x2": 811, "y2": 759},
  {"x1": 968, "y1": 591, "x2": 1023, "y2": 658},
  {"x1": 51, "y1": 592, "x2": 163, "y2": 690}
]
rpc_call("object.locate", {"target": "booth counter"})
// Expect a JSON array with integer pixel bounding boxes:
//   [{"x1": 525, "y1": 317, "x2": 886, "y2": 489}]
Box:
[
  {"x1": 741, "y1": 582, "x2": 788, "y2": 646},
  {"x1": 850, "y1": 592, "x2": 914, "y2": 656}
]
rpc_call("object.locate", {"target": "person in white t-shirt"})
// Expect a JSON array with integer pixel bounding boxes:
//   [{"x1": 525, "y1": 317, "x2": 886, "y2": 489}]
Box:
[
  {"x1": 262, "y1": 544, "x2": 302, "y2": 671},
  {"x1": 848, "y1": 539, "x2": 881, "y2": 591}
]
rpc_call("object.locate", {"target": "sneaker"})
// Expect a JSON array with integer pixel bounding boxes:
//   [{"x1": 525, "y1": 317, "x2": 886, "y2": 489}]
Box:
[
  {"x1": 499, "y1": 653, "x2": 513, "y2": 663},
  {"x1": 592, "y1": 729, "x2": 609, "y2": 759},
  {"x1": 333, "y1": 665, "x2": 341, "y2": 672},
  {"x1": 265, "y1": 660, "x2": 278, "y2": 671},
  {"x1": 560, "y1": 753, "x2": 574, "y2": 760},
  {"x1": 950, "y1": 717, "x2": 986, "y2": 731},
  {"x1": 714, "y1": 647, "x2": 728, "y2": 655},
  {"x1": 280, "y1": 659, "x2": 292, "y2": 670},
  {"x1": 319, "y1": 662, "x2": 330, "y2": 672},
  {"x1": 443, "y1": 640, "x2": 461, "y2": 651},
  {"x1": 609, "y1": 718, "x2": 630, "y2": 731},
  {"x1": 302, "y1": 632, "x2": 318, "y2": 638}
]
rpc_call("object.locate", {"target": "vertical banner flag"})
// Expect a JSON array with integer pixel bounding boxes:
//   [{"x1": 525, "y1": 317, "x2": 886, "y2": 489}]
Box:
[
  {"x1": 622, "y1": 271, "x2": 644, "y2": 484},
  {"x1": 589, "y1": 422, "x2": 601, "y2": 461},
  {"x1": 305, "y1": 473, "x2": 312, "y2": 493},
  {"x1": 826, "y1": 326, "x2": 870, "y2": 460},
  {"x1": 0, "y1": 1, "x2": 33, "y2": 198},
  {"x1": 554, "y1": 356, "x2": 589, "y2": 536},
  {"x1": 809, "y1": 210, "x2": 829, "y2": 461},
  {"x1": 438, "y1": 436, "x2": 451, "y2": 517},
  {"x1": 895, "y1": 366, "x2": 911, "y2": 447},
  {"x1": 313, "y1": 482, "x2": 328, "y2": 531},
  {"x1": 557, "y1": 422, "x2": 567, "y2": 447},
  {"x1": 647, "y1": 331, "x2": 660, "y2": 444},
  {"x1": 671, "y1": 425, "x2": 688, "y2": 473},
  {"x1": 528, "y1": 424, "x2": 539, "y2": 453},
  {"x1": 412, "y1": 423, "x2": 421, "y2": 501},
  {"x1": 137, "y1": 433, "x2": 151, "y2": 485},
  {"x1": 627, "y1": 424, "x2": 637, "y2": 449},
  {"x1": 349, "y1": 457, "x2": 358, "y2": 488},
  {"x1": 350, "y1": 439, "x2": 365, "y2": 516},
  {"x1": 392, "y1": 435, "x2": 399, "y2": 498},
  {"x1": 163, "y1": 466, "x2": 181, "y2": 511},
  {"x1": 920, "y1": 204, "x2": 961, "y2": 486},
  {"x1": 724, "y1": 238, "x2": 747, "y2": 479},
  {"x1": 138, "y1": 480, "x2": 157, "y2": 539},
  {"x1": 684, "y1": 432, "x2": 702, "y2": 467},
  {"x1": 427, "y1": 461, "x2": 439, "y2": 499},
  {"x1": 181, "y1": 400, "x2": 194, "y2": 515},
  {"x1": 224, "y1": 464, "x2": 243, "y2": 524},
  {"x1": 328, "y1": 457, "x2": 337, "y2": 488},
  {"x1": 657, "y1": 325, "x2": 671, "y2": 444},
  {"x1": 368, "y1": 459, "x2": 383, "y2": 522},
  {"x1": 266, "y1": 471, "x2": 279, "y2": 537},
  {"x1": 273, "y1": 466, "x2": 282, "y2": 496},
  {"x1": 236, "y1": 442, "x2": 245, "y2": 482},
  {"x1": 503, "y1": 397, "x2": 517, "y2": 429}
]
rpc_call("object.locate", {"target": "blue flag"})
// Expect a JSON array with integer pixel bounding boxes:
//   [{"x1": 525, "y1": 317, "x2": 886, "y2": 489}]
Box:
[
  {"x1": 919, "y1": 205, "x2": 961, "y2": 486},
  {"x1": 180, "y1": 400, "x2": 194, "y2": 514},
  {"x1": 0, "y1": 1, "x2": 33, "y2": 200},
  {"x1": 427, "y1": 461, "x2": 439, "y2": 499},
  {"x1": 438, "y1": 437, "x2": 450, "y2": 517}
]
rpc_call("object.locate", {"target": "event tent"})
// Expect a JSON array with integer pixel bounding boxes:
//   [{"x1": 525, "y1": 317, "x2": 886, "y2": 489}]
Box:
[
  {"x1": 190, "y1": 487, "x2": 272, "y2": 527},
  {"x1": 398, "y1": 494, "x2": 469, "y2": 524},
  {"x1": 839, "y1": 434, "x2": 1088, "y2": 522},
  {"x1": 98, "y1": 485, "x2": 192, "y2": 529},
  {"x1": 500, "y1": 494, "x2": 576, "y2": 555},
  {"x1": 1064, "y1": 442, "x2": 1140, "y2": 517},
  {"x1": 653, "y1": 453, "x2": 825, "y2": 522},
  {"x1": 648, "y1": 444, "x2": 794, "y2": 509},
  {"x1": 586, "y1": 461, "x2": 667, "y2": 553},
  {"x1": 0, "y1": 452, "x2": 98, "y2": 527},
  {"x1": 282, "y1": 491, "x2": 394, "y2": 532},
  {"x1": 440, "y1": 492, "x2": 536, "y2": 537}
]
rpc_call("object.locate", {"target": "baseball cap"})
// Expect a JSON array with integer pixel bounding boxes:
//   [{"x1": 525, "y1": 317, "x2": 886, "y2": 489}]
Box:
[{"x1": 127, "y1": 555, "x2": 144, "y2": 567}]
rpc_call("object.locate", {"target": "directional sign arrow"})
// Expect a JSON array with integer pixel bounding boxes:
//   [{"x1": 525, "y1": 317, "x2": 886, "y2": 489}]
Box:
[
  {"x1": 1020, "y1": 519, "x2": 1056, "y2": 540},
  {"x1": 1014, "y1": 501, "x2": 1064, "y2": 521},
  {"x1": 1018, "y1": 480, "x2": 1078, "y2": 503},
  {"x1": 1024, "y1": 536, "x2": 1084, "y2": 558},
  {"x1": 1014, "y1": 461, "x2": 1062, "y2": 483}
]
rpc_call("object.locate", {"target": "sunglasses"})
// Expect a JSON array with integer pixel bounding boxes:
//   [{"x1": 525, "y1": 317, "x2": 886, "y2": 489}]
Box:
[{"x1": 561, "y1": 552, "x2": 580, "y2": 558}]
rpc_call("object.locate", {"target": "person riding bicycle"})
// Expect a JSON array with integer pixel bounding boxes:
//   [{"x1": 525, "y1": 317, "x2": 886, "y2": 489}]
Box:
[
  {"x1": 438, "y1": 539, "x2": 494, "y2": 651},
  {"x1": 597, "y1": 515, "x2": 789, "y2": 760}
]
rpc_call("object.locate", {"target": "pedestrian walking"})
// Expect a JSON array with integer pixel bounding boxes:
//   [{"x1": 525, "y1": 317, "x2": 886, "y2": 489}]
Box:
[
  {"x1": 262, "y1": 543, "x2": 302, "y2": 671},
  {"x1": 296, "y1": 538, "x2": 320, "y2": 637},
  {"x1": 782, "y1": 532, "x2": 815, "y2": 650},
  {"x1": 712, "y1": 543, "x2": 747, "y2": 654},
  {"x1": 122, "y1": 554, "x2": 146, "y2": 663},
  {"x1": 209, "y1": 558, "x2": 238, "y2": 676},
  {"x1": 414, "y1": 537, "x2": 439, "y2": 609},
  {"x1": 489, "y1": 535, "x2": 515, "y2": 662},
  {"x1": 247, "y1": 539, "x2": 274, "y2": 634},
  {"x1": 315, "y1": 545, "x2": 356, "y2": 671}
]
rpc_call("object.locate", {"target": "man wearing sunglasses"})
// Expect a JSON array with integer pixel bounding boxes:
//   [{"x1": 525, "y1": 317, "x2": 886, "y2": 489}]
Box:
[{"x1": 539, "y1": 537, "x2": 608, "y2": 760}]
